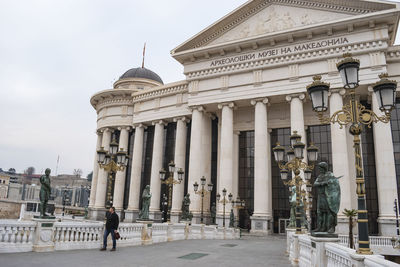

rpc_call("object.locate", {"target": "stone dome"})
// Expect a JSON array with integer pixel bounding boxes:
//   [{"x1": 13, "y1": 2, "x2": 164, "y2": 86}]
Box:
[{"x1": 119, "y1": 67, "x2": 163, "y2": 84}]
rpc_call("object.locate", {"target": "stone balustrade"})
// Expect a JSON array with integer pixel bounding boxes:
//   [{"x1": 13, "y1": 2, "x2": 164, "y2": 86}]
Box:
[
  {"x1": 0, "y1": 219, "x2": 240, "y2": 253},
  {"x1": 53, "y1": 221, "x2": 104, "y2": 250},
  {"x1": 287, "y1": 231, "x2": 398, "y2": 267},
  {"x1": 0, "y1": 220, "x2": 36, "y2": 253}
]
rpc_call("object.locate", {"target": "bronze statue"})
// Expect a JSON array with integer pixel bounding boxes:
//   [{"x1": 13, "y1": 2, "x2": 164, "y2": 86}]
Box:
[
  {"x1": 229, "y1": 209, "x2": 235, "y2": 228},
  {"x1": 39, "y1": 168, "x2": 52, "y2": 217},
  {"x1": 288, "y1": 186, "x2": 296, "y2": 228},
  {"x1": 312, "y1": 162, "x2": 341, "y2": 235},
  {"x1": 210, "y1": 202, "x2": 216, "y2": 224},
  {"x1": 139, "y1": 185, "x2": 151, "y2": 220},
  {"x1": 181, "y1": 193, "x2": 193, "y2": 221}
]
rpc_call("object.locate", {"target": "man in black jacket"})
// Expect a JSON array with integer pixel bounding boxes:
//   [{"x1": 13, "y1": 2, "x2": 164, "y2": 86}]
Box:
[{"x1": 100, "y1": 207, "x2": 119, "y2": 251}]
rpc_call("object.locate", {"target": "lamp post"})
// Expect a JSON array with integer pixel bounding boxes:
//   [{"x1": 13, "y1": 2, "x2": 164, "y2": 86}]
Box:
[
  {"x1": 231, "y1": 196, "x2": 245, "y2": 228},
  {"x1": 97, "y1": 138, "x2": 129, "y2": 209},
  {"x1": 273, "y1": 131, "x2": 319, "y2": 234},
  {"x1": 159, "y1": 161, "x2": 184, "y2": 223},
  {"x1": 161, "y1": 193, "x2": 168, "y2": 223},
  {"x1": 193, "y1": 176, "x2": 213, "y2": 224},
  {"x1": 62, "y1": 189, "x2": 70, "y2": 217},
  {"x1": 216, "y1": 188, "x2": 233, "y2": 228},
  {"x1": 306, "y1": 53, "x2": 397, "y2": 254}
]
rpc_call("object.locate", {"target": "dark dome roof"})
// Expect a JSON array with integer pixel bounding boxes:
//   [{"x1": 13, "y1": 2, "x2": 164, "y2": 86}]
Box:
[{"x1": 119, "y1": 67, "x2": 163, "y2": 84}]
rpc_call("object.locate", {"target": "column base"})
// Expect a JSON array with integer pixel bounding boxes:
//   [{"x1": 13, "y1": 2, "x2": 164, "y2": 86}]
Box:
[
  {"x1": 216, "y1": 214, "x2": 230, "y2": 228},
  {"x1": 250, "y1": 215, "x2": 271, "y2": 234},
  {"x1": 124, "y1": 209, "x2": 139, "y2": 222},
  {"x1": 88, "y1": 207, "x2": 107, "y2": 221},
  {"x1": 378, "y1": 216, "x2": 397, "y2": 236},
  {"x1": 170, "y1": 211, "x2": 181, "y2": 223},
  {"x1": 191, "y1": 212, "x2": 211, "y2": 225},
  {"x1": 115, "y1": 209, "x2": 125, "y2": 221},
  {"x1": 335, "y1": 216, "x2": 358, "y2": 235},
  {"x1": 149, "y1": 211, "x2": 162, "y2": 222}
]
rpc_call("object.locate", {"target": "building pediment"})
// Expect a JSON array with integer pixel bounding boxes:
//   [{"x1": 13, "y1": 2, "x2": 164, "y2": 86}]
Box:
[
  {"x1": 208, "y1": 4, "x2": 353, "y2": 46},
  {"x1": 171, "y1": 0, "x2": 398, "y2": 60}
]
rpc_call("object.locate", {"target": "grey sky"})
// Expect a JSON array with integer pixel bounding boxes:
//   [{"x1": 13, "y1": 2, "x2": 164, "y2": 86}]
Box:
[{"x1": 0, "y1": 0, "x2": 399, "y2": 176}]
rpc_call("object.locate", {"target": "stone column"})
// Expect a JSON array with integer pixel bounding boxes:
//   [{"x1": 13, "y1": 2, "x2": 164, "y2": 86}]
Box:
[
  {"x1": 371, "y1": 89, "x2": 397, "y2": 235},
  {"x1": 200, "y1": 113, "x2": 212, "y2": 223},
  {"x1": 125, "y1": 124, "x2": 145, "y2": 222},
  {"x1": 286, "y1": 94, "x2": 306, "y2": 143},
  {"x1": 329, "y1": 89, "x2": 353, "y2": 234},
  {"x1": 216, "y1": 102, "x2": 234, "y2": 227},
  {"x1": 250, "y1": 98, "x2": 271, "y2": 233},
  {"x1": 93, "y1": 128, "x2": 112, "y2": 218},
  {"x1": 149, "y1": 120, "x2": 166, "y2": 221},
  {"x1": 171, "y1": 117, "x2": 188, "y2": 223},
  {"x1": 113, "y1": 126, "x2": 130, "y2": 214},
  {"x1": 89, "y1": 131, "x2": 102, "y2": 208},
  {"x1": 188, "y1": 106, "x2": 204, "y2": 220},
  {"x1": 232, "y1": 131, "x2": 240, "y2": 226}
]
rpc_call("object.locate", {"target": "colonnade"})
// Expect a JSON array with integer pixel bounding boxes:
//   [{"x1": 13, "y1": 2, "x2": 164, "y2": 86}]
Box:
[{"x1": 89, "y1": 92, "x2": 398, "y2": 234}]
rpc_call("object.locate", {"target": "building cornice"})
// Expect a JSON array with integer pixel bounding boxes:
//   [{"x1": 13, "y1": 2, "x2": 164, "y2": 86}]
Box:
[
  {"x1": 90, "y1": 89, "x2": 134, "y2": 110},
  {"x1": 186, "y1": 38, "x2": 388, "y2": 81},
  {"x1": 132, "y1": 81, "x2": 188, "y2": 103},
  {"x1": 172, "y1": 9, "x2": 400, "y2": 64}
]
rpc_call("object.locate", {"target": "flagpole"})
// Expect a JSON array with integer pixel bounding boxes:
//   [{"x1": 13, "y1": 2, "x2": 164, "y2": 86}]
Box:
[{"x1": 142, "y1": 42, "x2": 146, "y2": 68}]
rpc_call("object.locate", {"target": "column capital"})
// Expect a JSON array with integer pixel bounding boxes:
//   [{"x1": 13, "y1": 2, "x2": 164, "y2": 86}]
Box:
[
  {"x1": 99, "y1": 127, "x2": 112, "y2": 133},
  {"x1": 330, "y1": 88, "x2": 346, "y2": 96},
  {"x1": 285, "y1": 93, "x2": 305, "y2": 102},
  {"x1": 152, "y1": 119, "x2": 167, "y2": 126},
  {"x1": 133, "y1": 123, "x2": 147, "y2": 129},
  {"x1": 250, "y1": 98, "x2": 269, "y2": 106},
  {"x1": 217, "y1": 102, "x2": 235, "y2": 110},
  {"x1": 117, "y1": 126, "x2": 131, "y2": 131},
  {"x1": 189, "y1": 105, "x2": 205, "y2": 113},
  {"x1": 173, "y1": 116, "x2": 190, "y2": 123}
]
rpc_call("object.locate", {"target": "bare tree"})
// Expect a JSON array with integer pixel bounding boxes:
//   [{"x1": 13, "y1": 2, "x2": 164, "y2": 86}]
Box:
[
  {"x1": 73, "y1": 169, "x2": 83, "y2": 178},
  {"x1": 25, "y1": 167, "x2": 35, "y2": 176}
]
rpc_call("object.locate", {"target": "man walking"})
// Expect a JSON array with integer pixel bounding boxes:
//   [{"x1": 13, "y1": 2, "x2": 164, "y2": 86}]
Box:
[{"x1": 100, "y1": 207, "x2": 119, "y2": 251}]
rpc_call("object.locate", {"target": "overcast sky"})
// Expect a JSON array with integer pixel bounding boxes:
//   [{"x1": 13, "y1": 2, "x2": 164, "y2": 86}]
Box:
[{"x1": 0, "y1": 0, "x2": 399, "y2": 177}]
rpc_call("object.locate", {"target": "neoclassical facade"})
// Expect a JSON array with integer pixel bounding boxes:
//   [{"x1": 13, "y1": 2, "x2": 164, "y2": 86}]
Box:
[{"x1": 89, "y1": 0, "x2": 400, "y2": 235}]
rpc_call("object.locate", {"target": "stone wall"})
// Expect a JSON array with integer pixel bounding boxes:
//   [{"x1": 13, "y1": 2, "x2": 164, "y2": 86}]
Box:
[{"x1": 0, "y1": 200, "x2": 21, "y2": 219}]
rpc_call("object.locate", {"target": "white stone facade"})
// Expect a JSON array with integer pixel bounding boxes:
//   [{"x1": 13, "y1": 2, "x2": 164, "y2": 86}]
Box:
[{"x1": 89, "y1": 0, "x2": 400, "y2": 235}]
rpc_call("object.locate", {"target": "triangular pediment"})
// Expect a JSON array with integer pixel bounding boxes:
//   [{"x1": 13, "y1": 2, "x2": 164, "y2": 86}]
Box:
[
  {"x1": 209, "y1": 4, "x2": 352, "y2": 45},
  {"x1": 172, "y1": 0, "x2": 398, "y2": 54}
]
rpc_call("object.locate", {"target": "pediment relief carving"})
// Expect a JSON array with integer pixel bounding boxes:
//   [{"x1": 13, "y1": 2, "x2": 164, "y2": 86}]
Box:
[
  {"x1": 172, "y1": 0, "x2": 396, "y2": 54},
  {"x1": 209, "y1": 4, "x2": 351, "y2": 45}
]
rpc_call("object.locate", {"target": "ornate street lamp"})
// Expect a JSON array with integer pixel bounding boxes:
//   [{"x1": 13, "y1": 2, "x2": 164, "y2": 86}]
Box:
[
  {"x1": 97, "y1": 138, "x2": 129, "y2": 209},
  {"x1": 159, "y1": 161, "x2": 184, "y2": 222},
  {"x1": 272, "y1": 131, "x2": 319, "y2": 234},
  {"x1": 216, "y1": 188, "x2": 233, "y2": 228},
  {"x1": 193, "y1": 176, "x2": 213, "y2": 224},
  {"x1": 306, "y1": 53, "x2": 397, "y2": 254}
]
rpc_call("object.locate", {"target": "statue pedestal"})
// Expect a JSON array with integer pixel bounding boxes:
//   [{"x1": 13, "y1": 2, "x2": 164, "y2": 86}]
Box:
[
  {"x1": 136, "y1": 220, "x2": 153, "y2": 246},
  {"x1": 32, "y1": 217, "x2": 56, "y2": 252},
  {"x1": 310, "y1": 235, "x2": 340, "y2": 267},
  {"x1": 124, "y1": 209, "x2": 139, "y2": 222}
]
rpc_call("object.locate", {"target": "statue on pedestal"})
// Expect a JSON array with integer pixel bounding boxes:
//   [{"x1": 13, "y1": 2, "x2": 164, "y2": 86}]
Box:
[
  {"x1": 181, "y1": 193, "x2": 193, "y2": 221},
  {"x1": 139, "y1": 185, "x2": 151, "y2": 220},
  {"x1": 39, "y1": 168, "x2": 52, "y2": 217},
  {"x1": 210, "y1": 202, "x2": 216, "y2": 224},
  {"x1": 312, "y1": 162, "x2": 341, "y2": 236},
  {"x1": 229, "y1": 209, "x2": 235, "y2": 228},
  {"x1": 288, "y1": 185, "x2": 296, "y2": 228}
]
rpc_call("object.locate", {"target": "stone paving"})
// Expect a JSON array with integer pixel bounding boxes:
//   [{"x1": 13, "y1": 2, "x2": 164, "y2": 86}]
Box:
[{"x1": 0, "y1": 235, "x2": 291, "y2": 267}]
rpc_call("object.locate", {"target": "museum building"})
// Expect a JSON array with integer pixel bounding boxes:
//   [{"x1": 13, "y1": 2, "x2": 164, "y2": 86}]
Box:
[{"x1": 89, "y1": 0, "x2": 400, "y2": 235}]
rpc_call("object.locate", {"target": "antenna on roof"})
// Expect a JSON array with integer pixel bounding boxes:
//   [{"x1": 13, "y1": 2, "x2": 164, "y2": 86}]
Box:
[{"x1": 142, "y1": 42, "x2": 146, "y2": 68}]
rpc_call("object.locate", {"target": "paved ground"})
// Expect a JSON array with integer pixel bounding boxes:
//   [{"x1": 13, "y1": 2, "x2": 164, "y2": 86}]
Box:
[{"x1": 0, "y1": 235, "x2": 291, "y2": 267}]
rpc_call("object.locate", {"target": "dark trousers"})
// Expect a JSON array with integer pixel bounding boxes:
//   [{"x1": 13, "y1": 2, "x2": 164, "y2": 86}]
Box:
[{"x1": 103, "y1": 228, "x2": 116, "y2": 249}]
